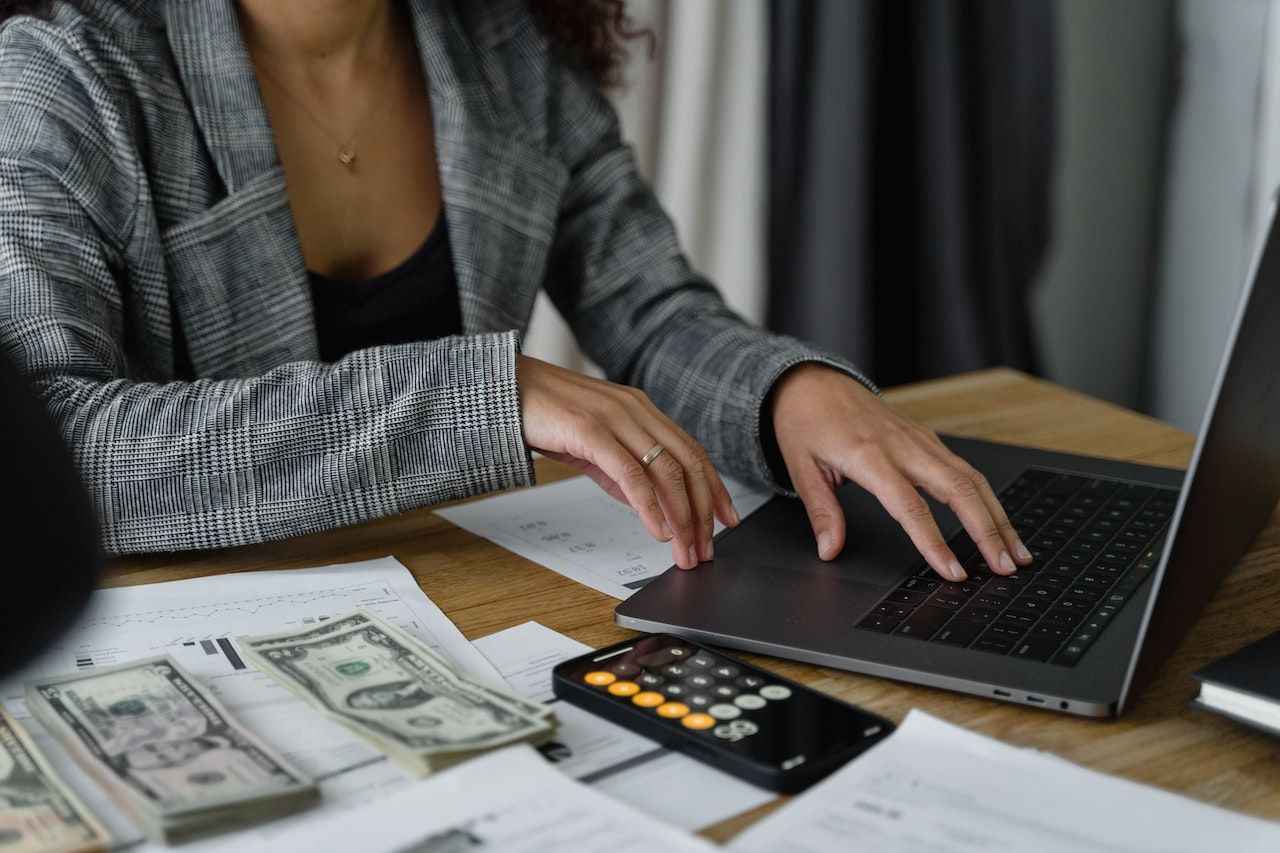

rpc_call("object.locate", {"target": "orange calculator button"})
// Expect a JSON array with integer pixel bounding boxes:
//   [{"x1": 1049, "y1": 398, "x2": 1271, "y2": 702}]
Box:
[
  {"x1": 632, "y1": 691, "x2": 665, "y2": 708},
  {"x1": 584, "y1": 671, "x2": 616, "y2": 687},
  {"x1": 681, "y1": 712, "x2": 716, "y2": 730},
  {"x1": 608, "y1": 680, "x2": 641, "y2": 697},
  {"x1": 657, "y1": 702, "x2": 690, "y2": 719}
]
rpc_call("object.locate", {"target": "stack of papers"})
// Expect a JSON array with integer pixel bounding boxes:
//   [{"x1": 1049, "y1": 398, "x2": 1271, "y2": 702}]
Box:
[{"x1": 729, "y1": 710, "x2": 1280, "y2": 852}]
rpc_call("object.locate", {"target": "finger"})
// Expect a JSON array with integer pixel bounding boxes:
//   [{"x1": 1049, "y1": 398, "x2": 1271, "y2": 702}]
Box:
[
  {"x1": 644, "y1": 434, "x2": 717, "y2": 561},
  {"x1": 575, "y1": 426, "x2": 672, "y2": 546},
  {"x1": 629, "y1": 437, "x2": 700, "y2": 570},
  {"x1": 847, "y1": 453, "x2": 965, "y2": 581},
  {"x1": 632, "y1": 394, "x2": 740, "y2": 528},
  {"x1": 791, "y1": 457, "x2": 846, "y2": 560},
  {"x1": 904, "y1": 449, "x2": 1018, "y2": 576},
  {"x1": 919, "y1": 433, "x2": 1030, "y2": 565}
]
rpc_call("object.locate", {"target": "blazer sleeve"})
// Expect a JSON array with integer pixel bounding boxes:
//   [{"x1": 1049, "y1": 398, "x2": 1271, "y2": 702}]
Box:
[
  {"x1": 538, "y1": 59, "x2": 878, "y2": 493},
  {"x1": 0, "y1": 22, "x2": 533, "y2": 554}
]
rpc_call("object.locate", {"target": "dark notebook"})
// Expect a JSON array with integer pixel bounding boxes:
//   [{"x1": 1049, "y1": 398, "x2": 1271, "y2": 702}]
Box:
[{"x1": 1192, "y1": 629, "x2": 1280, "y2": 738}]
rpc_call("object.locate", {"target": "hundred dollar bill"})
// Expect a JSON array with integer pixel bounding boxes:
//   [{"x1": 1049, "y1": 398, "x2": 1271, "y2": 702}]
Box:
[
  {"x1": 25, "y1": 657, "x2": 317, "y2": 843},
  {"x1": 240, "y1": 610, "x2": 556, "y2": 775},
  {"x1": 0, "y1": 709, "x2": 108, "y2": 853}
]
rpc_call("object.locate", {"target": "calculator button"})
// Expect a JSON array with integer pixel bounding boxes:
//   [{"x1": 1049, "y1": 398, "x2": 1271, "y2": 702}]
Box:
[
  {"x1": 711, "y1": 665, "x2": 740, "y2": 679},
  {"x1": 637, "y1": 673, "x2": 664, "y2": 687},
  {"x1": 584, "y1": 671, "x2": 616, "y2": 686},
  {"x1": 610, "y1": 662, "x2": 641, "y2": 677},
  {"x1": 759, "y1": 685, "x2": 792, "y2": 701},
  {"x1": 708, "y1": 703, "x2": 741, "y2": 720},
  {"x1": 656, "y1": 702, "x2": 690, "y2": 719},
  {"x1": 689, "y1": 654, "x2": 716, "y2": 668},
  {"x1": 668, "y1": 647, "x2": 691, "y2": 658},
  {"x1": 686, "y1": 674, "x2": 714, "y2": 689},
  {"x1": 734, "y1": 694, "x2": 766, "y2": 710},
  {"x1": 632, "y1": 691, "x2": 665, "y2": 708},
  {"x1": 681, "y1": 713, "x2": 716, "y2": 730},
  {"x1": 736, "y1": 675, "x2": 765, "y2": 690},
  {"x1": 714, "y1": 720, "x2": 759, "y2": 741},
  {"x1": 608, "y1": 681, "x2": 640, "y2": 697},
  {"x1": 662, "y1": 684, "x2": 687, "y2": 698},
  {"x1": 712, "y1": 685, "x2": 739, "y2": 699},
  {"x1": 661, "y1": 665, "x2": 688, "y2": 678},
  {"x1": 688, "y1": 694, "x2": 712, "y2": 708}
]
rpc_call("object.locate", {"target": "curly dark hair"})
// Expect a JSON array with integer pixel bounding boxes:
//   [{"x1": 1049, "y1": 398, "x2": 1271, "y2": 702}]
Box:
[{"x1": 0, "y1": 0, "x2": 652, "y2": 90}]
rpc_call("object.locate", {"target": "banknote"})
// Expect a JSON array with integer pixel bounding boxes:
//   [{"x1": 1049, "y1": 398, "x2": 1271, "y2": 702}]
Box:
[
  {"x1": 25, "y1": 657, "x2": 317, "y2": 842},
  {"x1": 240, "y1": 610, "x2": 556, "y2": 775},
  {"x1": 0, "y1": 708, "x2": 108, "y2": 853}
]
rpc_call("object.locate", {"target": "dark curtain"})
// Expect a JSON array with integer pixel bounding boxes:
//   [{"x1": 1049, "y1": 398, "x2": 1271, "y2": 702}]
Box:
[{"x1": 767, "y1": 0, "x2": 1056, "y2": 387}]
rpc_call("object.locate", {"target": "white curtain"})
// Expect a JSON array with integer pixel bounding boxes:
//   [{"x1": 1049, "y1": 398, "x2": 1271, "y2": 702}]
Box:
[
  {"x1": 520, "y1": 0, "x2": 769, "y2": 373},
  {"x1": 1150, "y1": 0, "x2": 1276, "y2": 430}
]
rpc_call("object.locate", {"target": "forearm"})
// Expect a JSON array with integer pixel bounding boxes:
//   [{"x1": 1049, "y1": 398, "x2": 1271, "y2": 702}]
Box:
[{"x1": 32, "y1": 333, "x2": 534, "y2": 554}]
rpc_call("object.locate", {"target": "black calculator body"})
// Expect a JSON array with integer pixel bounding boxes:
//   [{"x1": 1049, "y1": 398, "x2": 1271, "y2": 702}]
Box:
[{"x1": 551, "y1": 633, "x2": 893, "y2": 793}]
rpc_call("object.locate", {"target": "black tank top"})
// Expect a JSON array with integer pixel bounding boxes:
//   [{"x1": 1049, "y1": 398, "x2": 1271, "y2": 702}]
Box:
[{"x1": 308, "y1": 214, "x2": 462, "y2": 362}]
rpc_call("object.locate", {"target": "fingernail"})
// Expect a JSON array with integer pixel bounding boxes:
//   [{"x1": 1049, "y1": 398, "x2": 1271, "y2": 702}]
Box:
[
  {"x1": 705, "y1": 540, "x2": 715, "y2": 560},
  {"x1": 817, "y1": 532, "x2": 832, "y2": 559},
  {"x1": 730, "y1": 506, "x2": 742, "y2": 526},
  {"x1": 1015, "y1": 542, "x2": 1032, "y2": 562},
  {"x1": 688, "y1": 545, "x2": 699, "y2": 566},
  {"x1": 948, "y1": 560, "x2": 967, "y2": 582},
  {"x1": 999, "y1": 551, "x2": 1017, "y2": 574},
  {"x1": 660, "y1": 521, "x2": 673, "y2": 541}
]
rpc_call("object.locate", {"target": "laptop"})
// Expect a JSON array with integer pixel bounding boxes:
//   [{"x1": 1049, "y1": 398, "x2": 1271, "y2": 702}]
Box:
[{"x1": 616, "y1": 212, "x2": 1280, "y2": 718}]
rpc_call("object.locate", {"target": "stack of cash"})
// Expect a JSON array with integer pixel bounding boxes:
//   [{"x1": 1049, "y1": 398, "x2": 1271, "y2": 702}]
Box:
[
  {"x1": 25, "y1": 657, "x2": 318, "y2": 844},
  {"x1": 240, "y1": 610, "x2": 556, "y2": 776},
  {"x1": 0, "y1": 708, "x2": 109, "y2": 853}
]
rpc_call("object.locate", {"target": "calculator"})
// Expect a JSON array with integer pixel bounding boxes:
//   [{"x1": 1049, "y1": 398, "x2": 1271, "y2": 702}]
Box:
[{"x1": 551, "y1": 633, "x2": 893, "y2": 793}]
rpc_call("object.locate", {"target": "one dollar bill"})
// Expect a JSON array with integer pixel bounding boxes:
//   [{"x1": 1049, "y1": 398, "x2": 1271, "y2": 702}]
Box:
[
  {"x1": 0, "y1": 708, "x2": 108, "y2": 853},
  {"x1": 25, "y1": 657, "x2": 317, "y2": 844},
  {"x1": 239, "y1": 611, "x2": 556, "y2": 776}
]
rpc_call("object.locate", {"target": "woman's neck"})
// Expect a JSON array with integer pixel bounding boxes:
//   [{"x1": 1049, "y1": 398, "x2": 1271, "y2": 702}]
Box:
[{"x1": 236, "y1": 0, "x2": 396, "y2": 80}]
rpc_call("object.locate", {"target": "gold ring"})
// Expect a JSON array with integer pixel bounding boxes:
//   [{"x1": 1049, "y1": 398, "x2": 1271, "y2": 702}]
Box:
[{"x1": 640, "y1": 444, "x2": 666, "y2": 468}]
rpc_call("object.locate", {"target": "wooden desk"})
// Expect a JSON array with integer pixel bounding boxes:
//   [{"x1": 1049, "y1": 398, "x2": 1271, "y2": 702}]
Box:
[{"x1": 104, "y1": 368, "x2": 1280, "y2": 841}]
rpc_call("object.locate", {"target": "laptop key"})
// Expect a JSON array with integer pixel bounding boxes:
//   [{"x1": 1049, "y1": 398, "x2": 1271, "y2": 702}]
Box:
[
  {"x1": 1012, "y1": 635, "x2": 1062, "y2": 662},
  {"x1": 1031, "y1": 623, "x2": 1072, "y2": 640},
  {"x1": 895, "y1": 606, "x2": 953, "y2": 639},
  {"x1": 974, "y1": 637, "x2": 1016, "y2": 655},
  {"x1": 932, "y1": 619, "x2": 986, "y2": 647},
  {"x1": 874, "y1": 603, "x2": 912, "y2": 620},
  {"x1": 899, "y1": 576, "x2": 939, "y2": 593},
  {"x1": 985, "y1": 622, "x2": 1028, "y2": 641},
  {"x1": 1040, "y1": 608, "x2": 1084, "y2": 628},
  {"x1": 1052, "y1": 642, "x2": 1088, "y2": 666},
  {"x1": 858, "y1": 613, "x2": 901, "y2": 632},
  {"x1": 1006, "y1": 597, "x2": 1049, "y2": 617},
  {"x1": 887, "y1": 589, "x2": 928, "y2": 606},
  {"x1": 973, "y1": 593, "x2": 1010, "y2": 609},
  {"x1": 928, "y1": 593, "x2": 966, "y2": 611},
  {"x1": 957, "y1": 605, "x2": 1000, "y2": 623}
]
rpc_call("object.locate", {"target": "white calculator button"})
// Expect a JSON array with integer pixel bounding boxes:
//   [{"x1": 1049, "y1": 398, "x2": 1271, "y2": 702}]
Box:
[
  {"x1": 759, "y1": 685, "x2": 792, "y2": 701},
  {"x1": 734, "y1": 694, "x2": 766, "y2": 710},
  {"x1": 708, "y1": 703, "x2": 741, "y2": 720}
]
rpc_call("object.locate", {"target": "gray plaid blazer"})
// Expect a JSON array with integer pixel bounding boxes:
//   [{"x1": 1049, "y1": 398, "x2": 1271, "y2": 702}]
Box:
[{"x1": 0, "y1": 0, "x2": 873, "y2": 554}]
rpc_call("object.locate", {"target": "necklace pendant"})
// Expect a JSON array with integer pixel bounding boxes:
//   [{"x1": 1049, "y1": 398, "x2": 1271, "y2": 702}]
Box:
[{"x1": 337, "y1": 146, "x2": 356, "y2": 169}]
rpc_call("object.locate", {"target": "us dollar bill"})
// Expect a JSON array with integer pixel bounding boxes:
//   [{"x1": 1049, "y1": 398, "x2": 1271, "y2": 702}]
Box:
[
  {"x1": 240, "y1": 611, "x2": 555, "y2": 775},
  {"x1": 25, "y1": 657, "x2": 317, "y2": 843},
  {"x1": 0, "y1": 708, "x2": 108, "y2": 853}
]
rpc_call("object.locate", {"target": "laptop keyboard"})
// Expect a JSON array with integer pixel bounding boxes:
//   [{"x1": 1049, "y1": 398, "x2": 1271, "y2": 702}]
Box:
[{"x1": 855, "y1": 468, "x2": 1178, "y2": 666}]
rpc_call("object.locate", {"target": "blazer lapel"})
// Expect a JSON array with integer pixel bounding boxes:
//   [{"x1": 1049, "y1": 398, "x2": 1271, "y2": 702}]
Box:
[
  {"x1": 160, "y1": 0, "x2": 317, "y2": 377},
  {"x1": 408, "y1": 0, "x2": 569, "y2": 335}
]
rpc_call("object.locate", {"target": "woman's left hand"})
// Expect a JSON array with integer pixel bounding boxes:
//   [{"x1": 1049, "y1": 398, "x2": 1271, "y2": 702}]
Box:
[{"x1": 770, "y1": 364, "x2": 1033, "y2": 582}]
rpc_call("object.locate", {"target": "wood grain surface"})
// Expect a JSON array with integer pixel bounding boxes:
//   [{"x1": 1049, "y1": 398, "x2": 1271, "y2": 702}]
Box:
[{"x1": 102, "y1": 368, "x2": 1280, "y2": 842}]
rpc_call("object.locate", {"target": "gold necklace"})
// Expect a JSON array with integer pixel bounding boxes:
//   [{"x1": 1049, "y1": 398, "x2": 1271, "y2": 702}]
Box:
[{"x1": 254, "y1": 55, "x2": 394, "y2": 171}]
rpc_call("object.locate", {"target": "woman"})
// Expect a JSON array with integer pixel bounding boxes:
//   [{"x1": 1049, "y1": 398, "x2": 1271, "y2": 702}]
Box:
[{"x1": 0, "y1": 0, "x2": 1030, "y2": 581}]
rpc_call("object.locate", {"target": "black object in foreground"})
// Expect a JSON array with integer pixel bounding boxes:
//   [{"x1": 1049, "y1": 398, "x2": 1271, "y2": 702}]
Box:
[
  {"x1": 553, "y1": 633, "x2": 893, "y2": 794},
  {"x1": 1192, "y1": 630, "x2": 1280, "y2": 738},
  {"x1": 0, "y1": 350, "x2": 100, "y2": 678}
]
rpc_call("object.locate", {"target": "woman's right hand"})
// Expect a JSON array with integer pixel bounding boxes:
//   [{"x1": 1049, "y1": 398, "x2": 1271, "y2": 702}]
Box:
[{"x1": 516, "y1": 354, "x2": 740, "y2": 570}]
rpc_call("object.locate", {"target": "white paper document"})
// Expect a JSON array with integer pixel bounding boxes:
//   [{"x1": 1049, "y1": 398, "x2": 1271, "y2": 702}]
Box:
[
  {"x1": 230, "y1": 744, "x2": 716, "y2": 853},
  {"x1": 730, "y1": 710, "x2": 1280, "y2": 853},
  {"x1": 474, "y1": 621, "x2": 775, "y2": 831},
  {"x1": 436, "y1": 474, "x2": 774, "y2": 598},
  {"x1": 0, "y1": 557, "x2": 500, "y2": 850}
]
